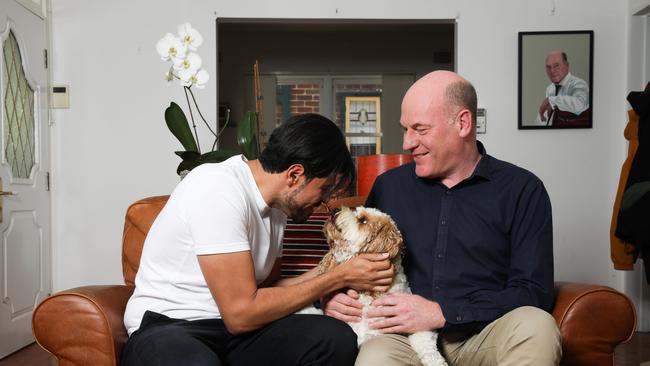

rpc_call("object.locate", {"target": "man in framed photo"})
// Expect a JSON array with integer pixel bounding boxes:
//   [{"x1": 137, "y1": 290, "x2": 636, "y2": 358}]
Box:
[{"x1": 536, "y1": 50, "x2": 590, "y2": 126}]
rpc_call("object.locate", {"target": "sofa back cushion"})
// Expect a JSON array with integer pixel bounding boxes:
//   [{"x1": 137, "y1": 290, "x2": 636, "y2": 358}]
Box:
[
  {"x1": 121, "y1": 195, "x2": 367, "y2": 284},
  {"x1": 122, "y1": 195, "x2": 169, "y2": 285}
]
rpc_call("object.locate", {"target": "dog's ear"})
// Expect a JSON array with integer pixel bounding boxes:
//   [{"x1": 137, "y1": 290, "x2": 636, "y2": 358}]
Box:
[
  {"x1": 364, "y1": 217, "x2": 403, "y2": 259},
  {"x1": 382, "y1": 223, "x2": 404, "y2": 259},
  {"x1": 317, "y1": 252, "x2": 337, "y2": 274},
  {"x1": 323, "y1": 219, "x2": 344, "y2": 249}
]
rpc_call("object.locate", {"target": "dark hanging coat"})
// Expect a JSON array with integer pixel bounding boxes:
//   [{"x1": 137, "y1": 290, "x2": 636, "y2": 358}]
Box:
[
  {"x1": 616, "y1": 82, "x2": 650, "y2": 283},
  {"x1": 610, "y1": 110, "x2": 639, "y2": 270}
]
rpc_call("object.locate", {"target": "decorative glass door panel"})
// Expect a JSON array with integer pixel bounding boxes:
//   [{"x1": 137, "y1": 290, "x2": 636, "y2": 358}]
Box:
[
  {"x1": 344, "y1": 96, "x2": 381, "y2": 157},
  {"x1": 2, "y1": 30, "x2": 35, "y2": 179}
]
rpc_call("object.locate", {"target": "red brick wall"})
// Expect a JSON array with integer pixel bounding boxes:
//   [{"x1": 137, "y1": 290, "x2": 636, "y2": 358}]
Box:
[
  {"x1": 276, "y1": 83, "x2": 321, "y2": 126},
  {"x1": 292, "y1": 84, "x2": 320, "y2": 114}
]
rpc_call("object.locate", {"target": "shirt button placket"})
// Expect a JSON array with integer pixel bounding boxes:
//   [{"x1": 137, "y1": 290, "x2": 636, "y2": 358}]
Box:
[{"x1": 432, "y1": 189, "x2": 451, "y2": 295}]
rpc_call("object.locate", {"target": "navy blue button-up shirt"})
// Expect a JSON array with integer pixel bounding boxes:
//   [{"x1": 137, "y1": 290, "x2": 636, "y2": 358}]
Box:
[{"x1": 365, "y1": 143, "x2": 554, "y2": 332}]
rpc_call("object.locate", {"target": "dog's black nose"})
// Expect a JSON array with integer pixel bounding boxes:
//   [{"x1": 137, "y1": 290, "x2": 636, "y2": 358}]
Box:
[{"x1": 330, "y1": 207, "x2": 341, "y2": 218}]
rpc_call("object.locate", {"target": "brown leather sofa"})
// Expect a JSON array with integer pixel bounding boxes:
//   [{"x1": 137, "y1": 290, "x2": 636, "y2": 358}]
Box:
[{"x1": 33, "y1": 195, "x2": 637, "y2": 366}]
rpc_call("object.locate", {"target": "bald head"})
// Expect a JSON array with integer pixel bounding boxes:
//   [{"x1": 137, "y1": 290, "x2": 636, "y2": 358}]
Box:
[
  {"x1": 400, "y1": 70, "x2": 480, "y2": 186},
  {"x1": 546, "y1": 50, "x2": 568, "y2": 63},
  {"x1": 403, "y1": 71, "x2": 477, "y2": 125}
]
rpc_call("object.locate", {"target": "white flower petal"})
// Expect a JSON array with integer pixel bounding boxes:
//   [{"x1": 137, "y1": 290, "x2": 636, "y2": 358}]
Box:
[
  {"x1": 178, "y1": 22, "x2": 203, "y2": 51},
  {"x1": 156, "y1": 33, "x2": 186, "y2": 61},
  {"x1": 177, "y1": 68, "x2": 192, "y2": 87},
  {"x1": 187, "y1": 53, "x2": 202, "y2": 69},
  {"x1": 177, "y1": 68, "x2": 194, "y2": 83},
  {"x1": 177, "y1": 68, "x2": 209, "y2": 88},
  {"x1": 155, "y1": 33, "x2": 174, "y2": 60},
  {"x1": 193, "y1": 69, "x2": 210, "y2": 88},
  {"x1": 173, "y1": 52, "x2": 202, "y2": 72}
]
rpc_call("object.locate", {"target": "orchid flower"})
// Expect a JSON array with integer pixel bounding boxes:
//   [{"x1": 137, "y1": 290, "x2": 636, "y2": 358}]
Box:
[
  {"x1": 179, "y1": 69, "x2": 209, "y2": 89},
  {"x1": 156, "y1": 33, "x2": 186, "y2": 62},
  {"x1": 173, "y1": 52, "x2": 202, "y2": 73},
  {"x1": 159, "y1": 22, "x2": 240, "y2": 177},
  {"x1": 178, "y1": 23, "x2": 203, "y2": 51}
]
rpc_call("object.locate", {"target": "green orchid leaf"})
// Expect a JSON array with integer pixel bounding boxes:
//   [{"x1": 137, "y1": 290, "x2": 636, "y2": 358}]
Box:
[
  {"x1": 199, "y1": 150, "x2": 238, "y2": 163},
  {"x1": 165, "y1": 102, "x2": 199, "y2": 153},
  {"x1": 175, "y1": 150, "x2": 201, "y2": 175},
  {"x1": 238, "y1": 111, "x2": 259, "y2": 160},
  {"x1": 176, "y1": 150, "x2": 201, "y2": 160},
  {"x1": 175, "y1": 150, "x2": 237, "y2": 175},
  {"x1": 177, "y1": 159, "x2": 202, "y2": 175},
  {"x1": 621, "y1": 182, "x2": 650, "y2": 212}
]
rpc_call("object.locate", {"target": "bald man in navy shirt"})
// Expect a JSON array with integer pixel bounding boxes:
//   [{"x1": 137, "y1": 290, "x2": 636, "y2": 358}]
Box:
[{"x1": 326, "y1": 71, "x2": 562, "y2": 366}]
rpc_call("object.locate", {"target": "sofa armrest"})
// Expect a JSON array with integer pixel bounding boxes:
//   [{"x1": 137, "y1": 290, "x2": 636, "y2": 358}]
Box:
[
  {"x1": 553, "y1": 281, "x2": 636, "y2": 366},
  {"x1": 32, "y1": 285, "x2": 134, "y2": 366}
]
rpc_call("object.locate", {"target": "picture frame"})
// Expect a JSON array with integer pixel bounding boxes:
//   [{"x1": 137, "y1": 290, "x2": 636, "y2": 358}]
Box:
[{"x1": 518, "y1": 30, "x2": 593, "y2": 129}]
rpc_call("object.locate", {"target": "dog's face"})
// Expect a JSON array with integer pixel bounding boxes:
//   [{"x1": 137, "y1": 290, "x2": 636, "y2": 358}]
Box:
[{"x1": 324, "y1": 206, "x2": 404, "y2": 261}]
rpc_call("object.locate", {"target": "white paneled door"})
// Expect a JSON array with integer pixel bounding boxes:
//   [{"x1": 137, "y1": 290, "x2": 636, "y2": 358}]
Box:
[{"x1": 0, "y1": 0, "x2": 50, "y2": 358}]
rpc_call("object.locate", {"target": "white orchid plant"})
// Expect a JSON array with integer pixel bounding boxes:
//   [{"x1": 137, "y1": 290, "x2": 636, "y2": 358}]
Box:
[{"x1": 156, "y1": 23, "x2": 259, "y2": 175}]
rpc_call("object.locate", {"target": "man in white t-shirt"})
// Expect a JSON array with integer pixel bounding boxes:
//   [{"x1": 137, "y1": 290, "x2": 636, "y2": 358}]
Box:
[{"x1": 121, "y1": 114, "x2": 393, "y2": 366}]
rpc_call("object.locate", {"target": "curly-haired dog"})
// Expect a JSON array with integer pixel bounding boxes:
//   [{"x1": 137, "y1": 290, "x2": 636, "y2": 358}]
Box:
[{"x1": 316, "y1": 206, "x2": 447, "y2": 366}]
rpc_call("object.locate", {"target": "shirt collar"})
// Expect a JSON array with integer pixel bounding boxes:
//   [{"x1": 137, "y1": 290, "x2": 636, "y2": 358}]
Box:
[
  {"x1": 466, "y1": 141, "x2": 492, "y2": 181},
  {"x1": 558, "y1": 72, "x2": 572, "y2": 87},
  {"x1": 415, "y1": 141, "x2": 492, "y2": 186}
]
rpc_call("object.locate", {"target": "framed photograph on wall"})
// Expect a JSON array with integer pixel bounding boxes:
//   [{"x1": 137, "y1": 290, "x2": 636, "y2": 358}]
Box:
[{"x1": 518, "y1": 30, "x2": 593, "y2": 129}]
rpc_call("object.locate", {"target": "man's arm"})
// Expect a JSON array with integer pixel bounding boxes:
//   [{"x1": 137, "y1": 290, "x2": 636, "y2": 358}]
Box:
[
  {"x1": 198, "y1": 251, "x2": 393, "y2": 334},
  {"x1": 548, "y1": 77, "x2": 589, "y2": 115},
  {"x1": 537, "y1": 83, "x2": 555, "y2": 122},
  {"x1": 258, "y1": 259, "x2": 315, "y2": 287},
  {"x1": 538, "y1": 98, "x2": 553, "y2": 122}
]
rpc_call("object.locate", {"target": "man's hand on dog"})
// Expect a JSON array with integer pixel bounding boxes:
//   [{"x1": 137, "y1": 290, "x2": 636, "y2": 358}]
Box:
[
  {"x1": 324, "y1": 291, "x2": 446, "y2": 333},
  {"x1": 323, "y1": 289, "x2": 363, "y2": 322},
  {"x1": 367, "y1": 293, "x2": 446, "y2": 333},
  {"x1": 334, "y1": 253, "x2": 394, "y2": 292}
]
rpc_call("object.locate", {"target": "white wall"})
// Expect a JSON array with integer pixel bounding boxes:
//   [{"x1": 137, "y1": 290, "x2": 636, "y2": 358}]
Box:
[{"x1": 50, "y1": 0, "x2": 636, "y2": 294}]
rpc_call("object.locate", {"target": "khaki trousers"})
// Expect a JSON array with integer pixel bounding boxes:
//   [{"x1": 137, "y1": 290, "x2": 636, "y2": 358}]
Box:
[{"x1": 355, "y1": 306, "x2": 562, "y2": 366}]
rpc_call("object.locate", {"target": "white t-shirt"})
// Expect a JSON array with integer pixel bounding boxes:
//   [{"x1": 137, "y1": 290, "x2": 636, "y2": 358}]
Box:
[{"x1": 124, "y1": 155, "x2": 286, "y2": 335}]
